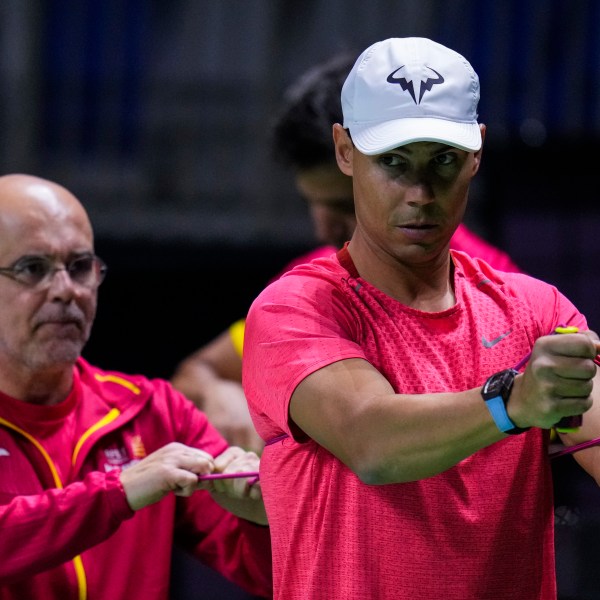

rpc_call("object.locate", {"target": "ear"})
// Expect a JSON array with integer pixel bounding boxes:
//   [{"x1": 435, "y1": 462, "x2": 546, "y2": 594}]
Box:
[
  {"x1": 333, "y1": 124, "x2": 354, "y2": 176},
  {"x1": 471, "y1": 124, "x2": 486, "y2": 175}
]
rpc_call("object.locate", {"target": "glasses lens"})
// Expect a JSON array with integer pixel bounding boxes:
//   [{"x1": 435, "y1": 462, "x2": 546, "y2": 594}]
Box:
[
  {"x1": 67, "y1": 256, "x2": 95, "y2": 285},
  {"x1": 13, "y1": 257, "x2": 53, "y2": 286},
  {"x1": 68, "y1": 256, "x2": 107, "y2": 287},
  {"x1": 2, "y1": 255, "x2": 107, "y2": 288}
]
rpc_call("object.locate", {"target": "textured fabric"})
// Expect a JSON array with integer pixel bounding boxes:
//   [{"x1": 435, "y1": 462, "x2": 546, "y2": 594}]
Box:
[
  {"x1": 0, "y1": 359, "x2": 272, "y2": 600},
  {"x1": 268, "y1": 245, "x2": 337, "y2": 285},
  {"x1": 243, "y1": 249, "x2": 587, "y2": 600},
  {"x1": 232, "y1": 245, "x2": 338, "y2": 358},
  {"x1": 233, "y1": 234, "x2": 516, "y2": 360}
]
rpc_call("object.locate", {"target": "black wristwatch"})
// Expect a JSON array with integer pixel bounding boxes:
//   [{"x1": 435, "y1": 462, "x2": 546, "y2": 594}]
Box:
[{"x1": 481, "y1": 369, "x2": 530, "y2": 435}]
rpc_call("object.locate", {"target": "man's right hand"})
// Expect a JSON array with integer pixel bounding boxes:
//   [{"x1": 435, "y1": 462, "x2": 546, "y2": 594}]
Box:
[
  {"x1": 510, "y1": 330, "x2": 599, "y2": 430},
  {"x1": 119, "y1": 442, "x2": 215, "y2": 511}
]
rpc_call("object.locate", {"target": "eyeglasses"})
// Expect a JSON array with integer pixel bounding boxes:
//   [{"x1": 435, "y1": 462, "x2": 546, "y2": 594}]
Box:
[{"x1": 0, "y1": 254, "x2": 107, "y2": 289}]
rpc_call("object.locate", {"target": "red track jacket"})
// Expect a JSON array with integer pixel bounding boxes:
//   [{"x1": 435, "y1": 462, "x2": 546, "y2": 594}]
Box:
[{"x1": 0, "y1": 358, "x2": 272, "y2": 599}]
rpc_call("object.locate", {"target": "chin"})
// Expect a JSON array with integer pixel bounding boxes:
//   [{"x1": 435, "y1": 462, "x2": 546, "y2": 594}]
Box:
[{"x1": 31, "y1": 342, "x2": 85, "y2": 370}]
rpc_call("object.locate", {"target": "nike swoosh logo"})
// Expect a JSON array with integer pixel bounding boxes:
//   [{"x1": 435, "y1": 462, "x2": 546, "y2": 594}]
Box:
[{"x1": 482, "y1": 329, "x2": 512, "y2": 348}]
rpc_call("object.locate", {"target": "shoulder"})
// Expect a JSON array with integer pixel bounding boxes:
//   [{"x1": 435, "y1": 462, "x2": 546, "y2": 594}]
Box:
[
  {"x1": 246, "y1": 253, "x2": 355, "y2": 340},
  {"x1": 77, "y1": 358, "x2": 229, "y2": 452},
  {"x1": 254, "y1": 252, "x2": 349, "y2": 308},
  {"x1": 77, "y1": 358, "x2": 152, "y2": 400},
  {"x1": 453, "y1": 249, "x2": 547, "y2": 294},
  {"x1": 76, "y1": 358, "x2": 192, "y2": 415},
  {"x1": 452, "y1": 251, "x2": 587, "y2": 329}
]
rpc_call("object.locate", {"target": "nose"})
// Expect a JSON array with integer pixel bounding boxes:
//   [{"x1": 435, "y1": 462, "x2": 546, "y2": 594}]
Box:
[
  {"x1": 46, "y1": 267, "x2": 79, "y2": 299},
  {"x1": 404, "y1": 179, "x2": 434, "y2": 207}
]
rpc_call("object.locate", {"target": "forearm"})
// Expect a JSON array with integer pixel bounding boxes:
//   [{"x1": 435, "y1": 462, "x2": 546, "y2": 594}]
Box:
[
  {"x1": 173, "y1": 358, "x2": 263, "y2": 452},
  {"x1": 171, "y1": 356, "x2": 218, "y2": 410},
  {"x1": 292, "y1": 336, "x2": 600, "y2": 484},
  {"x1": 291, "y1": 359, "x2": 506, "y2": 484},
  {"x1": 0, "y1": 470, "x2": 132, "y2": 583},
  {"x1": 171, "y1": 327, "x2": 244, "y2": 410},
  {"x1": 328, "y1": 388, "x2": 504, "y2": 484},
  {"x1": 209, "y1": 491, "x2": 268, "y2": 525},
  {"x1": 565, "y1": 371, "x2": 600, "y2": 484}
]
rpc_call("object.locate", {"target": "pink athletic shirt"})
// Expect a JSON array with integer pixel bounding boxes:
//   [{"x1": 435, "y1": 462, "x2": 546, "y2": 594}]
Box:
[{"x1": 243, "y1": 247, "x2": 586, "y2": 600}]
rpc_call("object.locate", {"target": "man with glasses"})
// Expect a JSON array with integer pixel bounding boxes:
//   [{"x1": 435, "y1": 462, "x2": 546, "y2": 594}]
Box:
[{"x1": 0, "y1": 174, "x2": 272, "y2": 600}]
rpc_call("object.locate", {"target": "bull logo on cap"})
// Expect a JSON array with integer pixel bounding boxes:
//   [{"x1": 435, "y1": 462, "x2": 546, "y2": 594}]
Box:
[{"x1": 386, "y1": 66, "x2": 444, "y2": 104}]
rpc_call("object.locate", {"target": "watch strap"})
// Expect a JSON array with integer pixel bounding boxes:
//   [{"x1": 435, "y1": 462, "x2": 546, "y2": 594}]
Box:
[
  {"x1": 485, "y1": 395, "x2": 522, "y2": 434},
  {"x1": 482, "y1": 369, "x2": 529, "y2": 435}
]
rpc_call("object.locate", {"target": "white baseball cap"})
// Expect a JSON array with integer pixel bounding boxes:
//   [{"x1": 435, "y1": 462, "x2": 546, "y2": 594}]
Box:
[{"x1": 341, "y1": 37, "x2": 482, "y2": 155}]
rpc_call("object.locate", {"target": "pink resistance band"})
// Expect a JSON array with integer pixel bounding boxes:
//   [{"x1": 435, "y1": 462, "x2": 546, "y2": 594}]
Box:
[{"x1": 198, "y1": 472, "x2": 260, "y2": 484}]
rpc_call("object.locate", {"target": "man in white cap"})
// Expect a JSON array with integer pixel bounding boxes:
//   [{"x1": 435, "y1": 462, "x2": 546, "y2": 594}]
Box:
[{"x1": 243, "y1": 37, "x2": 600, "y2": 599}]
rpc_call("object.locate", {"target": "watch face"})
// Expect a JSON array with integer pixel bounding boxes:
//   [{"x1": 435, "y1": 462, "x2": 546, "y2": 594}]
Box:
[
  {"x1": 482, "y1": 369, "x2": 528, "y2": 435},
  {"x1": 482, "y1": 369, "x2": 516, "y2": 399}
]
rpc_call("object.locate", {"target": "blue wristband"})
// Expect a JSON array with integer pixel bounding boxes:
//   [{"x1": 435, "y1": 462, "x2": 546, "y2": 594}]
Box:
[
  {"x1": 484, "y1": 395, "x2": 519, "y2": 433},
  {"x1": 481, "y1": 369, "x2": 529, "y2": 435}
]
